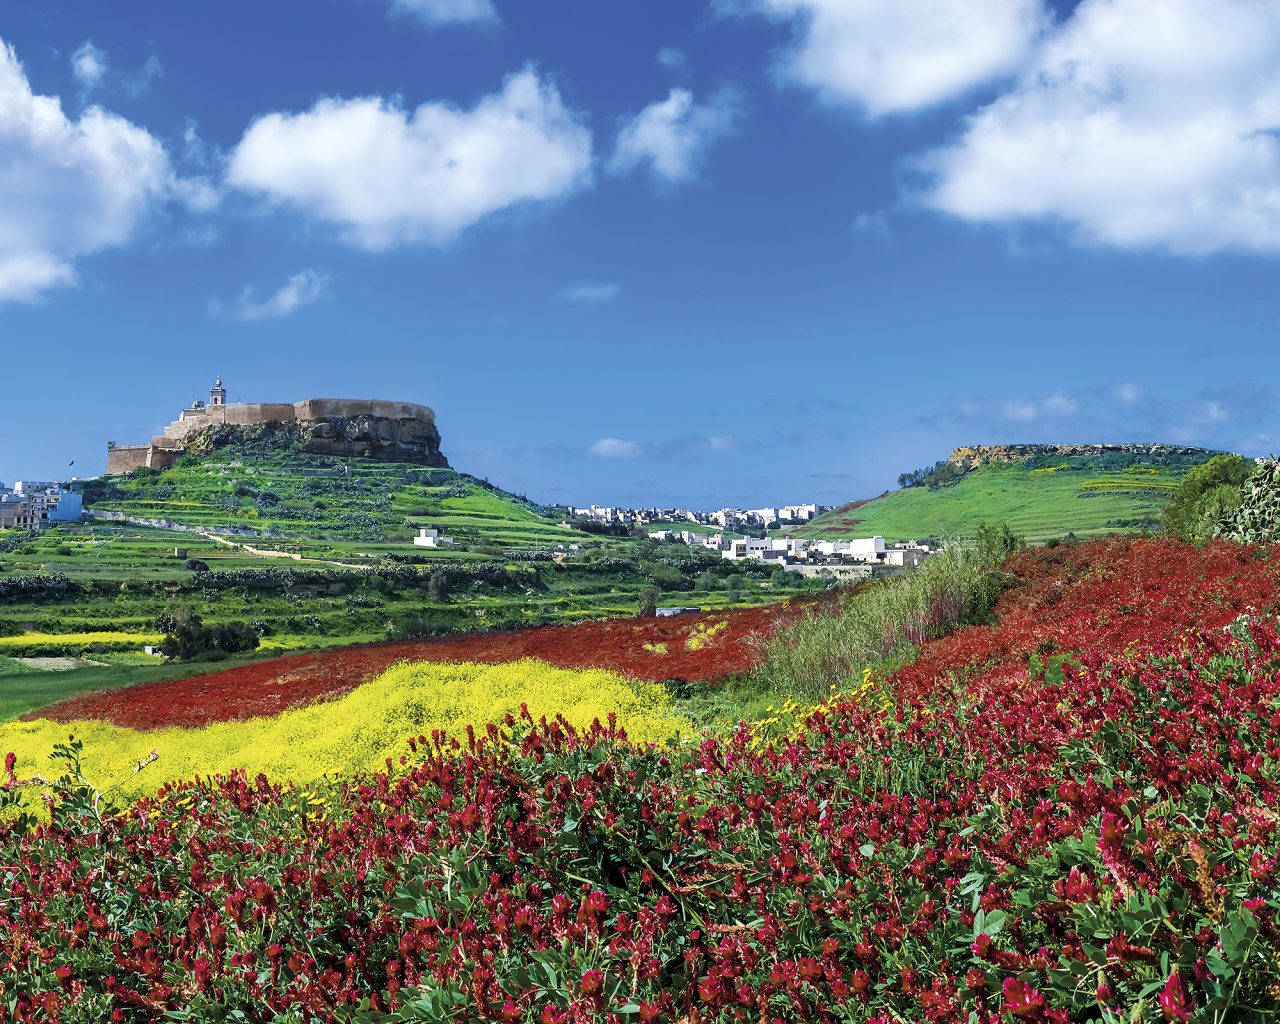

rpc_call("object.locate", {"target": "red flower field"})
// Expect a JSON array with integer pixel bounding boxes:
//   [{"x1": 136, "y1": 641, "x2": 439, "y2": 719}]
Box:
[
  {"x1": 4, "y1": 537, "x2": 1280, "y2": 1021},
  {"x1": 33, "y1": 602, "x2": 803, "y2": 730}
]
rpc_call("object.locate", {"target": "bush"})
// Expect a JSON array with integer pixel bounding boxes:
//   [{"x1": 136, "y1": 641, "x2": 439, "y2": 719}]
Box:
[
  {"x1": 755, "y1": 522, "x2": 1020, "y2": 699},
  {"x1": 1217, "y1": 457, "x2": 1280, "y2": 545},
  {"x1": 637, "y1": 588, "x2": 658, "y2": 617},
  {"x1": 160, "y1": 610, "x2": 259, "y2": 661},
  {"x1": 1162, "y1": 453, "x2": 1250, "y2": 541}
]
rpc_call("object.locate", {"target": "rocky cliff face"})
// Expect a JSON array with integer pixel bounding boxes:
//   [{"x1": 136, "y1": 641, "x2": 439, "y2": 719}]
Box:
[
  {"x1": 185, "y1": 413, "x2": 449, "y2": 466},
  {"x1": 947, "y1": 443, "x2": 1213, "y2": 470}
]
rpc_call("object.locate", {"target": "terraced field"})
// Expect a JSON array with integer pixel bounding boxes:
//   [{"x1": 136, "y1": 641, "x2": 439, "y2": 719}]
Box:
[{"x1": 795, "y1": 450, "x2": 1215, "y2": 543}]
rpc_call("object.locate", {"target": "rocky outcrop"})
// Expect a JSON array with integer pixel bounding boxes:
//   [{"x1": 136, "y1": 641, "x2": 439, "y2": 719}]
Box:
[
  {"x1": 108, "y1": 397, "x2": 449, "y2": 474},
  {"x1": 947, "y1": 443, "x2": 1214, "y2": 470},
  {"x1": 185, "y1": 411, "x2": 449, "y2": 466}
]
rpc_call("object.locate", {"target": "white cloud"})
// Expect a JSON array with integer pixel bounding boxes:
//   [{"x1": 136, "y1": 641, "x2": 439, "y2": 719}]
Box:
[
  {"x1": 390, "y1": 0, "x2": 498, "y2": 25},
  {"x1": 722, "y1": 0, "x2": 1045, "y2": 117},
  {"x1": 1112, "y1": 383, "x2": 1144, "y2": 404},
  {"x1": 707, "y1": 435, "x2": 735, "y2": 451},
  {"x1": 657, "y1": 47, "x2": 687, "y2": 71},
  {"x1": 0, "y1": 40, "x2": 175, "y2": 303},
  {"x1": 588, "y1": 438, "x2": 643, "y2": 459},
  {"x1": 926, "y1": 0, "x2": 1280, "y2": 254},
  {"x1": 70, "y1": 41, "x2": 107, "y2": 91},
  {"x1": 558, "y1": 281, "x2": 620, "y2": 303},
  {"x1": 218, "y1": 269, "x2": 329, "y2": 321},
  {"x1": 609, "y1": 87, "x2": 740, "y2": 184},
  {"x1": 227, "y1": 68, "x2": 592, "y2": 248}
]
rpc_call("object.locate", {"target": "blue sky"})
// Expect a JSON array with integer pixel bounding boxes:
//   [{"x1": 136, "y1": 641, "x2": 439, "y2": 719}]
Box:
[{"x1": 2, "y1": 0, "x2": 1279, "y2": 507}]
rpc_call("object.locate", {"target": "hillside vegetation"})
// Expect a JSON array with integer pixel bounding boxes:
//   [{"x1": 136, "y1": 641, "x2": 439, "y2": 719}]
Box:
[
  {"x1": 796, "y1": 447, "x2": 1217, "y2": 543},
  {"x1": 83, "y1": 439, "x2": 575, "y2": 558}
]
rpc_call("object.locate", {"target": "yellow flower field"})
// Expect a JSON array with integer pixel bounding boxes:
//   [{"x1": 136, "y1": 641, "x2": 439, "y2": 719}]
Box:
[
  {"x1": 0, "y1": 632, "x2": 162, "y2": 649},
  {"x1": 0, "y1": 658, "x2": 689, "y2": 800}
]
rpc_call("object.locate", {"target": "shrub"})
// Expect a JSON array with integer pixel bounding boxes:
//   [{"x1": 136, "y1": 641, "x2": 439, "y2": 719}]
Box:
[
  {"x1": 637, "y1": 588, "x2": 658, "y2": 617},
  {"x1": 1217, "y1": 457, "x2": 1280, "y2": 544},
  {"x1": 755, "y1": 522, "x2": 1020, "y2": 698},
  {"x1": 159, "y1": 610, "x2": 259, "y2": 661},
  {"x1": 1162, "y1": 453, "x2": 1250, "y2": 541}
]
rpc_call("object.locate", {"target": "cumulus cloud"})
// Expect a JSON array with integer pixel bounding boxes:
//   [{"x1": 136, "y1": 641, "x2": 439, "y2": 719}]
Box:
[
  {"x1": 721, "y1": 0, "x2": 1045, "y2": 117},
  {"x1": 558, "y1": 281, "x2": 620, "y2": 303},
  {"x1": 390, "y1": 0, "x2": 498, "y2": 25},
  {"x1": 227, "y1": 68, "x2": 592, "y2": 248},
  {"x1": 588, "y1": 438, "x2": 643, "y2": 459},
  {"x1": 216, "y1": 269, "x2": 329, "y2": 321},
  {"x1": 70, "y1": 41, "x2": 106, "y2": 91},
  {"x1": 609, "y1": 87, "x2": 740, "y2": 184},
  {"x1": 935, "y1": 383, "x2": 1280, "y2": 455},
  {"x1": 925, "y1": 0, "x2": 1280, "y2": 254},
  {"x1": 0, "y1": 40, "x2": 175, "y2": 303}
]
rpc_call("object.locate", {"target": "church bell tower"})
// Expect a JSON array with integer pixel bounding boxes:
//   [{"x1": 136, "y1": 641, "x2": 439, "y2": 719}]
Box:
[{"x1": 210, "y1": 376, "x2": 227, "y2": 407}]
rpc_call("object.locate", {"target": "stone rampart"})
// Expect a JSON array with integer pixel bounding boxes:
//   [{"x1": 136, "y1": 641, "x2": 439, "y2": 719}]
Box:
[
  {"x1": 105, "y1": 445, "x2": 181, "y2": 475},
  {"x1": 108, "y1": 396, "x2": 447, "y2": 474}
]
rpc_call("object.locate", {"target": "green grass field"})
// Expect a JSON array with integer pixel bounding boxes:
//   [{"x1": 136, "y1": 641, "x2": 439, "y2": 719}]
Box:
[
  {"x1": 0, "y1": 439, "x2": 826, "y2": 669},
  {"x1": 793, "y1": 453, "x2": 1213, "y2": 544}
]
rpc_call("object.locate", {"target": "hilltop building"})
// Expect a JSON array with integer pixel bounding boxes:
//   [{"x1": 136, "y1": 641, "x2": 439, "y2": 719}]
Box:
[{"x1": 106, "y1": 378, "x2": 449, "y2": 474}]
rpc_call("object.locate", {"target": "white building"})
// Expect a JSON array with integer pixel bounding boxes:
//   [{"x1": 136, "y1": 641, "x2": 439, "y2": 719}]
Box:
[
  {"x1": 780, "y1": 503, "x2": 820, "y2": 522},
  {"x1": 413, "y1": 527, "x2": 454, "y2": 548},
  {"x1": 0, "y1": 482, "x2": 81, "y2": 530}
]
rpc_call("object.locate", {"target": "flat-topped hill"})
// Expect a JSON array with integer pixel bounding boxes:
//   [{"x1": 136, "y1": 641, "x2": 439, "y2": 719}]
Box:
[
  {"x1": 106, "y1": 381, "x2": 448, "y2": 474},
  {"x1": 947, "y1": 442, "x2": 1213, "y2": 470},
  {"x1": 793, "y1": 444, "x2": 1222, "y2": 544}
]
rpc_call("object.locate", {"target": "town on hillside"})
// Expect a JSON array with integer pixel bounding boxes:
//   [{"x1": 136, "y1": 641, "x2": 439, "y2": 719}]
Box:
[
  {"x1": 0, "y1": 480, "x2": 81, "y2": 530},
  {"x1": 564, "y1": 502, "x2": 931, "y2": 572}
]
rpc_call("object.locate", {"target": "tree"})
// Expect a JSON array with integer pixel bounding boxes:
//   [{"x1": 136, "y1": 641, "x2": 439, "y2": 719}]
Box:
[
  {"x1": 427, "y1": 570, "x2": 453, "y2": 603},
  {"x1": 637, "y1": 588, "x2": 658, "y2": 617},
  {"x1": 1162, "y1": 454, "x2": 1250, "y2": 542},
  {"x1": 159, "y1": 609, "x2": 259, "y2": 661}
]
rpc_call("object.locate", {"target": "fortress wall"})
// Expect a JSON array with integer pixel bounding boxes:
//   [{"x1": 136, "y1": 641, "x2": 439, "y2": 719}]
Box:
[
  {"x1": 106, "y1": 445, "x2": 180, "y2": 475},
  {"x1": 106, "y1": 446, "x2": 153, "y2": 475},
  {"x1": 109, "y1": 396, "x2": 447, "y2": 473},
  {"x1": 294, "y1": 398, "x2": 436, "y2": 423},
  {"x1": 164, "y1": 403, "x2": 300, "y2": 442}
]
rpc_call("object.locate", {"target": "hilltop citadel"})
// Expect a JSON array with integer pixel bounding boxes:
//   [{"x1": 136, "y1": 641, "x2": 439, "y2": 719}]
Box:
[{"x1": 106, "y1": 378, "x2": 448, "y2": 474}]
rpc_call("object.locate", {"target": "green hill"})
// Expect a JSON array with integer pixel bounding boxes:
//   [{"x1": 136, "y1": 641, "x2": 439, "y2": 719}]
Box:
[
  {"x1": 79, "y1": 437, "x2": 576, "y2": 566},
  {"x1": 793, "y1": 445, "x2": 1220, "y2": 544}
]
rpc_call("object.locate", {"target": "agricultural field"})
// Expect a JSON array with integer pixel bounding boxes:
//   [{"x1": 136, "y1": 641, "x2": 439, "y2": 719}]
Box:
[
  {"x1": 0, "y1": 442, "x2": 825, "y2": 666},
  {"x1": 795, "y1": 450, "x2": 1216, "y2": 543},
  {"x1": 0, "y1": 534, "x2": 1277, "y2": 1018}
]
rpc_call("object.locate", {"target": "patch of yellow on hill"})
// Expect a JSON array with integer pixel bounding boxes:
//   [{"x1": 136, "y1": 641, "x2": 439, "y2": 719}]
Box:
[
  {"x1": 0, "y1": 632, "x2": 163, "y2": 648},
  {"x1": 0, "y1": 659, "x2": 689, "y2": 801}
]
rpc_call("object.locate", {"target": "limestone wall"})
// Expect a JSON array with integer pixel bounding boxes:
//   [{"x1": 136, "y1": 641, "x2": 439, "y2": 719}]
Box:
[
  {"x1": 110, "y1": 396, "x2": 446, "y2": 474},
  {"x1": 106, "y1": 445, "x2": 180, "y2": 475}
]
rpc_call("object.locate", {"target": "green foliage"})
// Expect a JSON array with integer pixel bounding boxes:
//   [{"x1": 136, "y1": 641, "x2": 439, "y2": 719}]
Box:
[
  {"x1": 1217, "y1": 457, "x2": 1280, "y2": 544},
  {"x1": 755, "y1": 523, "x2": 1021, "y2": 700},
  {"x1": 637, "y1": 588, "x2": 658, "y2": 617},
  {"x1": 1162, "y1": 453, "x2": 1251, "y2": 541},
  {"x1": 159, "y1": 609, "x2": 260, "y2": 661},
  {"x1": 801, "y1": 450, "x2": 1217, "y2": 544},
  {"x1": 896, "y1": 458, "x2": 970, "y2": 490}
]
